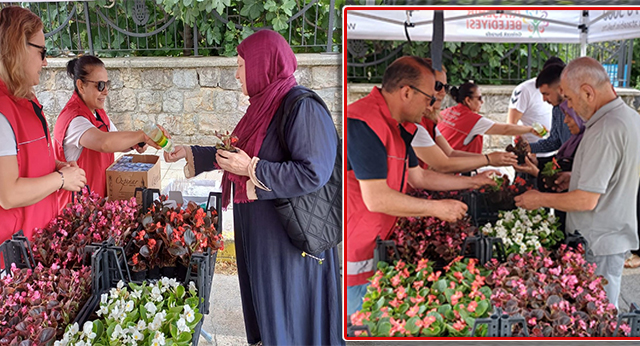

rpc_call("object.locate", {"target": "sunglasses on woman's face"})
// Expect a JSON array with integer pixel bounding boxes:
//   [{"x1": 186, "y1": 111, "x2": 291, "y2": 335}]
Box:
[
  {"x1": 85, "y1": 80, "x2": 111, "y2": 92},
  {"x1": 471, "y1": 95, "x2": 483, "y2": 102},
  {"x1": 27, "y1": 42, "x2": 47, "y2": 60},
  {"x1": 435, "y1": 81, "x2": 450, "y2": 93}
]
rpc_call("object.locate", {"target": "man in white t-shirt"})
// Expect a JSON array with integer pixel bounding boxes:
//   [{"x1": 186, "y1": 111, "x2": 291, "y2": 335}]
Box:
[{"x1": 507, "y1": 57, "x2": 565, "y2": 157}]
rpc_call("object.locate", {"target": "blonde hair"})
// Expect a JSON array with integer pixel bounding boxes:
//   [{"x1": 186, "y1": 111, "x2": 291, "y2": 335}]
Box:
[{"x1": 0, "y1": 6, "x2": 43, "y2": 99}]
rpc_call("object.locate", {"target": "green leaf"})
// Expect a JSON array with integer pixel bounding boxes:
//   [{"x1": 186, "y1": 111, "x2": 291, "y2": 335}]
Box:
[
  {"x1": 176, "y1": 285, "x2": 185, "y2": 299},
  {"x1": 170, "y1": 322, "x2": 178, "y2": 339},
  {"x1": 178, "y1": 332, "x2": 192, "y2": 342},
  {"x1": 376, "y1": 320, "x2": 391, "y2": 336},
  {"x1": 94, "y1": 320, "x2": 104, "y2": 340},
  {"x1": 432, "y1": 279, "x2": 447, "y2": 293},
  {"x1": 183, "y1": 0, "x2": 192, "y2": 6},
  {"x1": 405, "y1": 316, "x2": 421, "y2": 335},
  {"x1": 375, "y1": 297, "x2": 384, "y2": 311},
  {"x1": 437, "y1": 304, "x2": 452, "y2": 317},
  {"x1": 421, "y1": 324, "x2": 442, "y2": 336},
  {"x1": 106, "y1": 322, "x2": 115, "y2": 339},
  {"x1": 476, "y1": 300, "x2": 490, "y2": 317}
]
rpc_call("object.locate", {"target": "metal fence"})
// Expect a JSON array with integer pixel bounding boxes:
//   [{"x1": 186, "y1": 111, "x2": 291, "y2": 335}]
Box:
[
  {"x1": 347, "y1": 39, "x2": 634, "y2": 87},
  {"x1": 1, "y1": 0, "x2": 338, "y2": 57}
]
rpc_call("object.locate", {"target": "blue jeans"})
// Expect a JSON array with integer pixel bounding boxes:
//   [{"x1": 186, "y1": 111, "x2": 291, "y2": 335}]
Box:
[{"x1": 346, "y1": 283, "x2": 370, "y2": 316}]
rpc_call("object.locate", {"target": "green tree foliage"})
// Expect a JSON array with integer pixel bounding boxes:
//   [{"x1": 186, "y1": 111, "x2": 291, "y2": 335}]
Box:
[{"x1": 10, "y1": 0, "x2": 340, "y2": 57}]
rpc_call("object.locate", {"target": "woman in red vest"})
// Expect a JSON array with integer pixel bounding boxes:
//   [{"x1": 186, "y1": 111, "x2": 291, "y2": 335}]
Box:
[
  {"x1": 437, "y1": 81, "x2": 539, "y2": 154},
  {"x1": 0, "y1": 6, "x2": 87, "y2": 243},
  {"x1": 413, "y1": 64, "x2": 517, "y2": 173},
  {"x1": 53, "y1": 55, "x2": 158, "y2": 205}
]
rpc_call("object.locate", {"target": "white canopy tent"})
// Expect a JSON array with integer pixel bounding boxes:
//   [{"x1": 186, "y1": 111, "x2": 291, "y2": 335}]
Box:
[{"x1": 346, "y1": 9, "x2": 640, "y2": 59}]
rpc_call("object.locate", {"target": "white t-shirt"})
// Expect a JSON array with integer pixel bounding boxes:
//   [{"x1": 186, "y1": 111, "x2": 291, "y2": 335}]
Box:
[
  {"x1": 63, "y1": 114, "x2": 118, "y2": 162},
  {"x1": 411, "y1": 125, "x2": 442, "y2": 147},
  {"x1": 508, "y1": 78, "x2": 552, "y2": 144},
  {"x1": 0, "y1": 113, "x2": 17, "y2": 157},
  {"x1": 464, "y1": 117, "x2": 495, "y2": 146}
]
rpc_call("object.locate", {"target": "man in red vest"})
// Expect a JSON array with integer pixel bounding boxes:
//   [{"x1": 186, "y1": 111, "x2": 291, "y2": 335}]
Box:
[{"x1": 346, "y1": 56, "x2": 496, "y2": 316}]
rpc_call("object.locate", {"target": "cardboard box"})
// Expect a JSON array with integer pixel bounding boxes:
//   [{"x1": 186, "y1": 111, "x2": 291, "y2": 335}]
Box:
[{"x1": 106, "y1": 154, "x2": 161, "y2": 202}]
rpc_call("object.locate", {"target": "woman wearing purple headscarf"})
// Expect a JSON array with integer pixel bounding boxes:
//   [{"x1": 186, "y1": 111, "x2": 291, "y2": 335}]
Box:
[
  {"x1": 514, "y1": 101, "x2": 584, "y2": 180},
  {"x1": 165, "y1": 30, "x2": 343, "y2": 345}
]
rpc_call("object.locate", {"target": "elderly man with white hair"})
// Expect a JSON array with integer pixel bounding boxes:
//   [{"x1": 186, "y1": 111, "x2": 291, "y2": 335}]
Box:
[{"x1": 514, "y1": 56, "x2": 640, "y2": 309}]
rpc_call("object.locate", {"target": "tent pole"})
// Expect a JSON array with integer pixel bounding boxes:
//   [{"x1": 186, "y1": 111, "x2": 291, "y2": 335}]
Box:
[
  {"x1": 431, "y1": 10, "x2": 444, "y2": 72},
  {"x1": 580, "y1": 10, "x2": 588, "y2": 57}
]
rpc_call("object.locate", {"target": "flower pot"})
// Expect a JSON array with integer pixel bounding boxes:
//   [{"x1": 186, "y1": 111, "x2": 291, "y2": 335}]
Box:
[
  {"x1": 160, "y1": 266, "x2": 177, "y2": 278},
  {"x1": 131, "y1": 270, "x2": 147, "y2": 282},
  {"x1": 541, "y1": 172, "x2": 560, "y2": 191},
  {"x1": 147, "y1": 266, "x2": 161, "y2": 280},
  {"x1": 176, "y1": 262, "x2": 188, "y2": 282}
]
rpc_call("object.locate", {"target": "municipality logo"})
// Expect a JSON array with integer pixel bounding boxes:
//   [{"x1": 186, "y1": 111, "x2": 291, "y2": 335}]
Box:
[{"x1": 524, "y1": 10, "x2": 550, "y2": 38}]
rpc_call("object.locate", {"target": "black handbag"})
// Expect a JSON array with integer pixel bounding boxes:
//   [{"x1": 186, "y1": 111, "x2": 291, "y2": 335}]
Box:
[{"x1": 272, "y1": 86, "x2": 342, "y2": 258}]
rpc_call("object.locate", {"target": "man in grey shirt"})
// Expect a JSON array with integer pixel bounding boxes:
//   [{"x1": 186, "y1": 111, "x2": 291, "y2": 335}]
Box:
[{"x1": 514, "y1": 57, "x2": 640, "y2": 309}]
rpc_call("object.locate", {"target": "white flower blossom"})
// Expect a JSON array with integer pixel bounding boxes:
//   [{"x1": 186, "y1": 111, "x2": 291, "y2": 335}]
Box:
[
  {"x1": 130, "y1": 288, "x2": 142, "y2": 300},
  {"x1": 69, "y1": 323, "x2": 79, "y2": 335},
  {"x1": 137, "y1": 319, "x2": 147, "y2": 330},
  {"x1": 125, "y1": 300, "x2": 135, "y2": 312},
  {"x1": 131, "y1": 329, "x2": 144, "y2": 342},
  {"x1": 177, "y1": 317, "x2": 190, "y2": 333},
  {"x1": 101, "y1": 293, "x2": 109, "y2": 305},
  {"x1": 189, "y1": 281, "x2": 197, "y2": 292},
  {"x1": 152, "y1": 331, "x2": 166, "y2": 346},
  {"x1": 83, "y1": 321, "x2": 96, "y2": 339},
  {"x1": 117, "y1": 280, "x2": 125, "y2": 290},
  {"x1": 112, "y1": 325, "x2": 124, "y2": 340},
  {"x1": 145, "y1": 301, "x2": 158, "y2": 316},
  {"x1": 151, "y1": 286, "x2": 163, "y2": 301},
  {"x1": 183, "y1": 304, "x2": 195, "y2": 323}
]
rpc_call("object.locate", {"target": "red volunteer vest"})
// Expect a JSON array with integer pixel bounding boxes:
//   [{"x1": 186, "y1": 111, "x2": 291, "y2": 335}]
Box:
[
  {"x1": 0, "y1": 80, "x2": 58, "y2": 243},
  {"x1": 437, "y1": 103, "x2": 484, "y2": 154},
  {"x1": 347, "y1": 87, "x2": 412, "y2": 286},
  {"x1": 53, "y1": 92, "x2": 114, "y2": 206}
]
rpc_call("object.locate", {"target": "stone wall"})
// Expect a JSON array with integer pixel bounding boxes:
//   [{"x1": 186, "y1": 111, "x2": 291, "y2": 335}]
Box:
[
  {"x1": 36, "y1": 54, "x2": 341, "y2": 145},
  {"x1": 347, "y1": 83, "x2": 640, "y2": 153}
]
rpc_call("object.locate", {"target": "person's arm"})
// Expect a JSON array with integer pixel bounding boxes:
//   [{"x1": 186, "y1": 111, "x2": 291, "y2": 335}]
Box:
[
  {"x1": 407, "y1": 166, "x2": 497, "y2": 191},
  {"x1": 414, "y1": 145, "x2": 491, "y2": 173},
  {"x1": 507, "y1": 108, "x2": 523, "y2": 125},
  {"x1": 485, "y1": 123, "x2": 537, "y2": 137},
  {"x1": 0, "y1": 155, "x2": 86, "y2": 209},
  {"x1": 529, "y1": 107, "x2": 570, "y2": 154},
  {"x1": 358, "y1": 179, "x2": 467, "y2": 222},
  {"x1": 515, "y1": 189, "x2": 600, "y2": 212},
  {"x1": 79, "y1": 127, "x2": 147, "y2": 153},
  {"x1": 219, "y1": 98, "x2": 336, "y2": 200}
]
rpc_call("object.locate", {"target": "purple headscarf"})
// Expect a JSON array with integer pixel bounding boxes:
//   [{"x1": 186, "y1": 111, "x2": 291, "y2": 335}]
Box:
[{"x1": 556, "y1": 100, "x2": 585, "y2": 160}]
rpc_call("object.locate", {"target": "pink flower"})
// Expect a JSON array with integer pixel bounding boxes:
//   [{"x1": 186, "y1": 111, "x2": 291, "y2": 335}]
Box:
[
  {"x1": 548, "y1": 266, "x2": 562, "y2": 276},
  {"x1": 418, "y1": 315, "x2": 437, "y2": 329},
  {"x1": 452, "y1": 320, "x2": 466, "y2": 331},
  {"x1": 467, "y1": 301, "x2": 478, "y2": 313},
  {"x1": 390, "y1": 318, "x2": 407, "y2": 336},
  {"x1": 389, "y1": 298, "x2": 402, "y2": 308},
  {"x1": 406, "y1": 304, "x2": 420, "y2": 317},
  {"x1": 416, "y1": 258, "x2": 429, "y2": 272},
  {"x1": 451, "y1": 291, "x2": 464, "y2": 306},
  {"x1": 427, "y1": 271, "x2": 441, "y2": 282},
  {"x1": 395, "y1": 286, "x2": 407, "y2": 300},
  {"x1": 410, "y1": 295, "x2": 425, "y2": 304},
  {"x1": 528, "y1": 317, "x2": 537, "y2": 326},
  {"x1": 543, "y1": 257, "x2": 553, "y2": 268},
  {"x1": 413, "y1": 280, "x2": 424, "y2": 290},
  {"x1": 391, "y1": 274, "x2": 401, "y2": 287},
  {"x1": 395, "y1": 260, "x2": 406, "y2": 271},
  {"x1": 453, "y1": 272, "x2": 464, "y2": 283}
]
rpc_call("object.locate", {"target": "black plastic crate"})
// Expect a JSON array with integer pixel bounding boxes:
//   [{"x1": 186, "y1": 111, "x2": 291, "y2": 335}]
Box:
[
  {"x1": 0, "y1": 230, "x2": 34, "y2": 275},
  {"x1": 462, "y1": 191, "x2": 516, "y2": 227},
  {"x1": 78, "y1": 239, "x2": 214, "y2": 345},
  {"x1": 0, "y1": 230, "x2": 96, "y2": 328}
]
